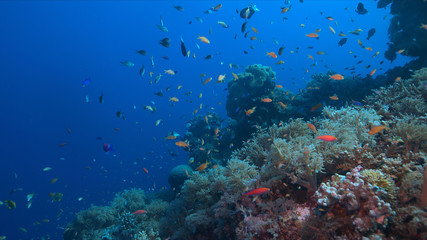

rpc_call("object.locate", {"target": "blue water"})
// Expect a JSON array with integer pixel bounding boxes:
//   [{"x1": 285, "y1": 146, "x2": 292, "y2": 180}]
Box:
[{"x1": 0, "y1": 1, "x2": 410, "y2": 239}]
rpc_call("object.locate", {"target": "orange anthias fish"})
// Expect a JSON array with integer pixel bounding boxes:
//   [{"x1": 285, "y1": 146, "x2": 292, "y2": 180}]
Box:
[
  {"x1": 310, "y1": 103, "x2": 323, "y2": 112},
  {"x1": 261, "y1": 98, "x2": 272, "y2": 103},
  {"x1": 368, "y1": 125, "x2": 387, "y2": 135},
  {"x1": 251, "y1": 27, "x2": 258, "y2": 33},
  {"x1": 306, "y1": 33, "x2": 319, "y2": 38},
  {"x1": 266, "y1": 52, "x2": 277, "y2": 58},
  {"x1": 278, "y1": 101, "x2": 287, "y2": 109},
  {"x1": 246, "y1": 107, "x2": 256, "y2": 116},
  {"x1": 198, "y1": 36, "x2": 210, "y2": 44},
  {"x1": 245, "y1": 187, "x2": 270, "y2": 196},
  {"x1": 276, "y1": 84, "x2": 283, "y2": 88},
  {"x1": 307, "y1": 123, "x2": 317, "y2": 133},
  {"x1": 132, "y1": 210, "x2": 147, "y2": 215},
  {"x1": 175, "y1": 141, "x2": 189, "y2": 148},
  {"x1": 329, "y1": 74, "x2": 344, "y2": 80},
  {"x1": 164, "y1": 135, "x2": 177, "y2": 140},
  {"x1": 370, "y1": 69, "x2": 377, "y2": 76},
  {"x1": 317, "y1": 135, "x2": 338, "y2": 142},
  {"x1": 198, "y1": 161, "x2": 209, "y2": 172},
  {"x1": 203, "y1": 77, "x2": 212, "y2": 84},
  {"x1": 232, "y1": 72, "x2": 239, "y2": 79},
  {"x1": 143, "y1": 167, "x2": 148, "y2": 173},
  {"x1": 329, "y1": 95, "x2": 339, "y2": 100},
  {"x1": 213, "y1": 4, "x2": 222, "y2": 10}
]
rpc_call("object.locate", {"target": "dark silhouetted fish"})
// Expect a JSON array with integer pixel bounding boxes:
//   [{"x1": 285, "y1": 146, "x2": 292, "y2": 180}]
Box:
[
  {"x1": 159, "y1": 38, "x2": 170, "y2": 47},
  {"x1": 338, "y1": 38, "x2": 347, "y2": 46},
  {"x1": 367, "y1": 28, "x2": 376, "y2": 40},
  {"x1": 278, "y1": 46, "x2": 285, "y2": 56},
  {"x1": 355, "y1": 2, "x2": 368, "y2": 15},
  {"x1": 240, "y1": 7, "x2": 255, "y2": 19},
  {"x1": 180, "y1": 36, "x2": 187, "y2": 57},
  {"x1": 241, "y1": 22, "x2": 247, "y2": 33},
  {"x1": 377, "y1": 0, "x2": 392, "y2": 9}
]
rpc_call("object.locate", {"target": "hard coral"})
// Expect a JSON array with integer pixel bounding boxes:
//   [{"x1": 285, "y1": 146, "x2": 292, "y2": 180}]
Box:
[{"x1": 313, "y1": 166, "x2": 393, "y2": 238}]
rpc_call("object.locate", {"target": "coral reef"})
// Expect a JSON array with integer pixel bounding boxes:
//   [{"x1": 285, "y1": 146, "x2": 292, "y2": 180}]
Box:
[
  {"x1": 63, "y1": 189, "x2": 168, "y2": 240},
  {"x1": 66, "y1": 66, "x2": 427, "y2": 239},
  {"x1": 311, "y1": 166, "x2": 393, "y2": 239}
]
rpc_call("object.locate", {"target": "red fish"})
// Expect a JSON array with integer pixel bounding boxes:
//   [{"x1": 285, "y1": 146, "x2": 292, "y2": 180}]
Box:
[
  {"x1": 132, "y1": 210, "x2": 147, "y2": 215},
  {"x1": 245, "y1": 187, "x2": 270, "y2": 196},
  {"x1": 317, "y1": 135, "x2": 337, "y2": 142}
]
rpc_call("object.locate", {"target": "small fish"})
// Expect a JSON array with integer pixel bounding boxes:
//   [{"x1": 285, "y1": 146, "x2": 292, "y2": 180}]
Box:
[
  {"x1": 103, "y1": 143, "x2": 113, "y2": 153},
  {"x1": 81, "y1": 78, "x2": 91, "y2": 87},
  {"x1": 307, "y1": 123, "x2": 317, "y2": 133},
  {"x1": 246, "y1": 106, "x2": 256, "y2": 116},
  {"x1": 50, "y1": 178, "x2": 59, "y2": 184},
  {"x1": 197, "y1": 36, "x2": 210, "y2": 44},
  {"x1": 355, "y1": 2, "x2": 368, "y2": 15},
  {"x1": 306, "y1": 33, "x2": 319, "y2": 38},
  {"x1": 175, "y1": 141, "x2": 189, "y2": 148},
  {"x1": 278, "y1": 101, "x2": 287, "y2": 109},
  {"x1": 173, "y1": 5, "x2": 184, "y2": 11},
  {"x1": 232, "y1": 72, "x2": 239, "y2": 79},
  {"x1": 157, "y1": 15, "x2": 168, "y2": 32},
  {"x1": 329, "y1": 95, "x2": 339, "y2": 100},
  {"x1": 164, "y1": 69, "x2": 176, "y2": 75},
  {"x1": 352, "y1": 100, "x2": 363, "y2": 106},
  {"x1": 136, "y1": 50, "x2": 147, "y2": 55},
  {"x1": 159, "y1": 38, "x2": 171, "y2": 47},
  {"x1": 180, "y1": 36, "x2": 187, "y2": 57},
  {"x1": 367, "y1": 28, "x2": 376, "y2": 40},
  {"x1": 317, "y1": 135, "x2": 337, "y2": 142},
  {"x1": 43, "y1": 167, "x2": 52, "y2": 171},
  {"x1": 217, "y1": 74, "x2": 226, "y2": 82},
  {"x1": 155, "y1": 119, "x2": 162, "y2": 126},
  {"x1": 261, "y1": 98, "x2": 272, "y2": 103},
  {"x1": 278, "y1": 46, "x2": 285, "y2": 56},
  {"x1": 245, "y1": 187, "x2": 270, "y2": 196},
  {"x1": 204, "y1": 54, "x2": 212, "y2": 59},
  {"x1": 203, "y1": 77, "x2": 212, "y2": 84},
  {"x1": 98, "y1": 93, "x2": 104, "y2": 104},
  {"x1": 169, "y1": 97, "x2": 179, "y2": 102},
  {"x1": 217, "y1": 21, "x2": 229, "y2": 28},
  {"x1": 132, "y1": 210, "x2": 147, "y2": 215},
  {"x1": 276, "y1": 60, "x2": 285, "y2": 65},
  {"x1": 241, "y1": 22, "x2": 248, "y2": 33},
  {"x1": 120, "y1": 61, "x2": 134, "y2": 67},
  {"x1": 66, "y1": 127, "x2": 72, "y2": 134},
  {"x1": 368, "y1": 125, "x2": 387, "y2": 135},
  {"x1": 310, "y1": 103, "x2": 323, "y2": 112},
  {"x1": 143, "y1": 167, "x2": 148, "y2": 173},
  {"x1": 59, "y1": 142, "x2": 68, "y2": 147},
  {"x1": 370, "y1": 69, "x2": 377, "y2": 76},
  {"x1": 198, "y1": 161, "x2": 209, "y2": 171},
  {"x1": 151, "y1": 56, "x2": 154, "y2": 67},
  {"x1": 164, "y1": 135, "x2": 177, "y2": 140},
  {"x1": 329, "y1": 26, "x2": 335, "y2": 34},
  {"x1": 266, "y1": 52, "x2": 277, "y2": 58},
  {"x1": 5, "y1": 199, "x2": 16, "y2": 209},
  {"x1": 329, "y1": 74, "x2": 344, "y2": 80}
]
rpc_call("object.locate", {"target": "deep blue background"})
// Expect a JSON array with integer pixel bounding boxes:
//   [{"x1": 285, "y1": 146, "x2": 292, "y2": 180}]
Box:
[{"x1": 0, "y1": 1, "x2": 410, "y2": 238}]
